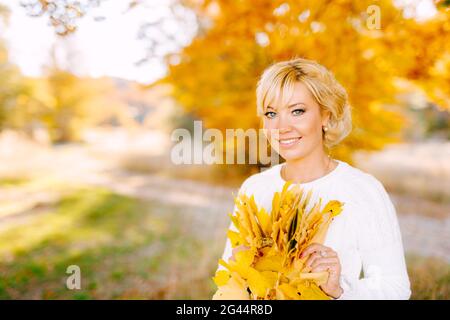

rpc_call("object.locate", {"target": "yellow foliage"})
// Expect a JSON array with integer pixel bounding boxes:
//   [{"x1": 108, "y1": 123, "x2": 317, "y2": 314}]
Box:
[
  {"x1": 212, "y1": 275, "x2": 250, "y2": 300},
  {"x1": 165, "y1": 0, "x2": 450, "y2": 164},
  {"x1": 212, "y1": 181, "x2": 344, "y2": 300},
  {"x1": 212, "y1": 270, "x2": 231, "y2": 286}
]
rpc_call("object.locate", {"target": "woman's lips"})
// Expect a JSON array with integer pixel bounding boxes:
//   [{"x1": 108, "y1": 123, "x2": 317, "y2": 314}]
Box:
[{"x1": 278, "y1": 137, "x2": 302, "y2": 148}]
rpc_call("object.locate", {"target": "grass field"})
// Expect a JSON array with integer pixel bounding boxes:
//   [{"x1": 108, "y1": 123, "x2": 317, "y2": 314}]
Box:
[
  {"x1": 0, "y1": 187, "x2": 215, "y2": 299},
  {"x1": 0, "y1": 186, "x2": 447, "y2": 300}
]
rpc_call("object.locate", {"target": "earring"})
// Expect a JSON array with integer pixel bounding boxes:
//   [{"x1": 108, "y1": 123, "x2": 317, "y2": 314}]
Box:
[{"x1": 323, "y1": 126, "x2": 328, "y2": 132}]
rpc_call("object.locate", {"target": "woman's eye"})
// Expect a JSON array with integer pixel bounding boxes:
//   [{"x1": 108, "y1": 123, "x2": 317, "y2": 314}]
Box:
[
  {"x1": 264, "y1": 111, "x2": 276, "y2": 119},
  {"x1": 292, "y1": 108, "x2": 305, "y2": 116}
]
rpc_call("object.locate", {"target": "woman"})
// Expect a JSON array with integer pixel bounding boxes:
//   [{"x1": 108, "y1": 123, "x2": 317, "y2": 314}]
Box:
[{"x1": 217, "y1": 58, "x2": 411, "y2": 299}]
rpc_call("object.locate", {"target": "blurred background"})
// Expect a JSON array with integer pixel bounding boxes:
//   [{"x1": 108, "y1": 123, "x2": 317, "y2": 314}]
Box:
[{"x1": 0, "y1": 0, "x2": 449, "y2": 300}]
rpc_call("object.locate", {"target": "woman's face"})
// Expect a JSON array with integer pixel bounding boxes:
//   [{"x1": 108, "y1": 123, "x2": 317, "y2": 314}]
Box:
[{"x1": 263, "y1": 81, "x2": 329, "y2": 161}]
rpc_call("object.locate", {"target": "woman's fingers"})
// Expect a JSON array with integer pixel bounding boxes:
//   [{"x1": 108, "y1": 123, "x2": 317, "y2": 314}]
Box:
[
  {"x1": 310, "y1": 257, "x2": 339, "y2": 269},
  {"x1": 304, "y1": 252, "x2": 321, "y2": 269},
  {"x1": 302, "y1": 244, "x2": 336, "y2": 267},
  {"x1": 311, "y1": 262, "x2": 339, "y2": 274},
  {"x1": 299, "y1": 244, "x2": 342, "y2": 298},
  {"x1": 301, "y1": 243, "x2": 335, "y2": 258},
  {"x1": 300, "y1": 243, "x2": 328, "y2": 258},
  {"x1": 305, "y1": 252, "x2": 337, "y2": 269}
]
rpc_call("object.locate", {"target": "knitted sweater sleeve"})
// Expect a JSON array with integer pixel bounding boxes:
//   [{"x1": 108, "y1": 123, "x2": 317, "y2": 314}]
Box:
[{"x1": 338, "y1": 176, "x2": 411, "y2": 299}]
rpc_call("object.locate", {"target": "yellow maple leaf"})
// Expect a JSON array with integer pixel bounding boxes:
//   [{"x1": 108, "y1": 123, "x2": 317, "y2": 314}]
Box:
[
  {"x1": 212, "y1": 270, "x2": 231, "y2": 287},
  {"x1": 212, "y1": 276, "x2": 249, "y2": 300}
]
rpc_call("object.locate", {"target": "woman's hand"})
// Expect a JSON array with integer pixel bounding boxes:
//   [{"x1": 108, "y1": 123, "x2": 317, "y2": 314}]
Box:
[{"x1": 300, "y1": 243, "x2": 343, "y2": 299}]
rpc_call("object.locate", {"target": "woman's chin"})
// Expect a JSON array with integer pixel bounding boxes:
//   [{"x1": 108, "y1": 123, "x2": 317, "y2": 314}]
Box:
[{"x1": 279, "y1": 149, "x2": 305, "y2": 161}]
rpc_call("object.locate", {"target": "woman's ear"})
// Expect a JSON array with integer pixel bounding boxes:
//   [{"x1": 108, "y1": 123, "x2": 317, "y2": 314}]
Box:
[{"x1": 321, "y1": 109, "x2": 331, "y2": 127}]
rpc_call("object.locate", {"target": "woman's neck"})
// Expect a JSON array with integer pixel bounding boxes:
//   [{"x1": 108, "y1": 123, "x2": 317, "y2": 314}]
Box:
[{"x1": 281, "y1": 148, "x2": 338, "y2": 184}]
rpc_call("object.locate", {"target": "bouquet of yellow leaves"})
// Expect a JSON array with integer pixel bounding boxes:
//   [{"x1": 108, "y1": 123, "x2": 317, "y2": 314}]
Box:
[{"x1": 212, "y1": 181, "x2": 344, "y2": 300}]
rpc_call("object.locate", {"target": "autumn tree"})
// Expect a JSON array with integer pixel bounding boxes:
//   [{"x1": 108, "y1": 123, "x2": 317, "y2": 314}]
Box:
[
  {"x1": 41, "y1": 61, "x2": 129, "y2": 143},
  {"x1": 163, "y1": 0, "x2": 450, "y2": 163},
  {"x1": 0, "y1": 4, "x2": 39, "y2": 134},
  {"x1": 19, "y1": 0, "x2": 450, "y2": 160},
  {"x1": 0, "y1": 41, "x2": 20, "y2": 131},
  {"x1": 0, "y1": 4, "x2": 11, "y2": 129}
]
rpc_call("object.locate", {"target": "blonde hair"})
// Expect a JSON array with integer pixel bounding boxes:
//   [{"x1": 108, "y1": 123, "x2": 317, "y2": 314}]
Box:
[{"x1": 256, "y1": 57, "x2": 352, "y2": 148}]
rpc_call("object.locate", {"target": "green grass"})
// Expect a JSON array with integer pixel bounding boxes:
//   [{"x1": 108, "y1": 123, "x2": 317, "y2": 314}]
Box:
[
  {"x1": 0, "y1": 186, "x2": 447, "y2": 299},
  {"x1": 0, "y1": 187, "x2": 213, "y2": 299},
  {"x1": 407, "y1": 255, "x2": 450, "y2": 300}
]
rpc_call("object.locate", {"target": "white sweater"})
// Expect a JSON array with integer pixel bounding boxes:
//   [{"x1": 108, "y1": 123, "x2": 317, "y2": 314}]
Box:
[{"x1": 217, "y1": 160, "x2": 411, "y2": 299}]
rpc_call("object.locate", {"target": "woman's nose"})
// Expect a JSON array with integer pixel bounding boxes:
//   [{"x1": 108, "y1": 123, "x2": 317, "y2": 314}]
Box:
[{"x1": 277, "y1": 112, "x2": 292, "y2": 133}]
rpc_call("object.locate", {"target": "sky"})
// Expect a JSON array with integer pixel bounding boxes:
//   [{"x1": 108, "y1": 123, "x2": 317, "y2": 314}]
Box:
[
  {"x1": 0, "y1": 0, "x2": 197, "y2": 84},
  {"x1": 0, "y1": 0, "x2": 438, "y2": 85}
]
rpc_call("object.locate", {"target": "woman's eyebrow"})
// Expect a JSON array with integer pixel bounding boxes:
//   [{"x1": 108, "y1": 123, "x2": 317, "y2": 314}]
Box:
[
  {"x1": 266, "y1": 102, "x2": 306, "y2": 111},
  {"x1": 288, "y1": 102, "x2": 307, "y2": 108}
]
